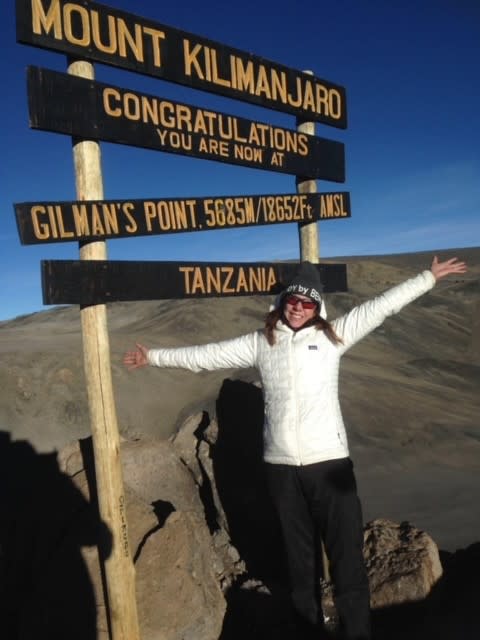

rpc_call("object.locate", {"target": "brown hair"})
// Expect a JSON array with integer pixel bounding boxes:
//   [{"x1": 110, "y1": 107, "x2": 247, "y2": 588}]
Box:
[{"x1": 264, "y1": 306, "x2": 343, "y2": 346}]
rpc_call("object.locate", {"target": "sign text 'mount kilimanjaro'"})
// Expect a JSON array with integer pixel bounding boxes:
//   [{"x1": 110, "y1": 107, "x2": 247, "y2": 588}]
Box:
[
  {"x1": 42, "y1": 260, "x2": 348, "y2": 305},
  {"x1": 15, "y1": 192, "x2": 351, "y2": 244},
  {"x1": 16, "y1": 0, "x2": 347, "y2": 128},
  {"x1": 27, "y1": 67, "x2": 345, "y2": 181}
]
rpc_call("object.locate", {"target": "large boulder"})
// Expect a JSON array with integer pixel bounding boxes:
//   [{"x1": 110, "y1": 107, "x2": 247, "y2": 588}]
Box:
[
  {"x1": 319, "y1": 518, "x2": 443, "y2": 631},
  {"x1": 364, "y1": 518, "x2": 443, "y2": 608},
  {"x1": 136, "y1": 510, "x2": 226, "y2": 640},
  {"x1": 3, "y1": 431, "x2": 231, "y2": 640}
]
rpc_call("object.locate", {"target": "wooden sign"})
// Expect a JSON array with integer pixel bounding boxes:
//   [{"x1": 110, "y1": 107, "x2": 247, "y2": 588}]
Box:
[
  {"x1": 16, "y1": 0, "x2": 347, "y2": 128},
  {"x1": 27, "y1": 67, "x2": 345, "y2": 181},
  {"x1": 41, "y1": 260, "x2": 348, "y2": 305},
  {"x1": 16, "y1": 191, "x2": 351, "y2": 244}
]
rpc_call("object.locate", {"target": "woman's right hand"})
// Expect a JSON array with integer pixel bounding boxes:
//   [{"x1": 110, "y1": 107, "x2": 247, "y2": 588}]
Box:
[
  {"x1": 430, "y1": 256, "x2": 467, "y2": 281},
  {"x1": 123, "y1": 343, "x2": 149, "y2": 370}
]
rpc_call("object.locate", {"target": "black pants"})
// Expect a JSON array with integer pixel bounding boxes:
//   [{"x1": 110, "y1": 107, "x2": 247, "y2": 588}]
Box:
[{"x1": 265, "y1": 457, "x2": 371, "y2": 640}]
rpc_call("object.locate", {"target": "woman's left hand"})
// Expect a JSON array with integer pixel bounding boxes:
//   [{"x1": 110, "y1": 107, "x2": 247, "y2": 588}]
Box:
[
  {"x1": 123, "y1": 343, "x2": 149, "y2": 370},
  {"x1": 431, "y1": 256, "x2": 468, "y2": 281}
]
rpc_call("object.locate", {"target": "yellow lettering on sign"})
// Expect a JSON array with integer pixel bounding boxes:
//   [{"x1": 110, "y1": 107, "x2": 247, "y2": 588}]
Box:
[
  {"x1": 103, "y1": 87, "x2": 122, "y2": 117},
  {"x1": 192, "y1": 268, "x2": 206, "y2": 294},
  {"x1": 68, "y1": 203, "x2": 123, "y2": 236},
  {"x1": 123, "y1": 92, "x2": 141, "y2": 120},
  {"x1": 334, "y1": 194, "x2": 348, "y2": 217},
  {"x1": 102, "y1": 204, "x2": 119, "y2": 234},
  {"x1": 234, "y1": 57, "x2": 255, "y2": 93},
  {"x1": 255, "y1": 65, "x2": 271, "y2": 99},
  {"x1": 32, "y1": 0, "x2": 166, "y2": 67},
  {"x1": 218, "y1": 140, "x2": 230, "y2": 157},
  {"x1": 302, "y1": 82, "x2": 315, "y2": 111},
  {"x1": 245, "y1": 198, "x2": 255, "y2": 224},
  {"x1": 144, "y1": 202, "x2": 156, "y2": 231},
  {"x1": 206, "y1": 268, "x2": 221, "y2": 294},
  {"x1": 91, "y1": 205, "x2": 106, "y2": 235},
  {"x1": 270, "y1": 69, "x2": 287, "y2": 103},
  {"x1": 234, "y1": 144, "x2": 263, "y2": 163},
  {"x1": 101, "y1": 84, "x2": 312, "y2": 162},
  {"x1": 218, "y1": 115, "x2": 234, "y2": 140},
  {"x1": 297, "y1": 134, "x2": 309, "y2": 156},
  {"x1": 198, "y1": 137, "x2": 229, "y2": 157},
  {"x1": 32, "y1": 0, "x2": 62, "y2": 39},
  {"x1": 266, "y1": 268, "x2": 277, "y2": 290},
  {"x1": 210, "y1": 48, "x2": 231, "y2": 87},
  {"x1": 236, "y1": 268, "x2": 247, "y2": 292},
  {"x1": 183, "y1": 40, "x2": 204, "y2": 79},
  {"x1": 122, "y1": 203, "x2": 138, "y2": 232},
  {"x1": 316, "y1": 85, "x2": 329, "y2": 118},
  {"x1": 179, "y1": 266, "x2": 194, "y2": 294},
  {"x1": 158, "y1": 101, "x2": 175, "y2": 127},
  {"x1": 316, "y1": 86, "x2": 342, "y2": 120},
  {"x1": 47, "y1": 205, "x2": 59, "y2": 238},
  {"x1": 321, "y1": 195, "x2": 333, "y2": 218},
  {"x1": 320, "y1": 194, "x2": 348, "y2": 219},
  {"x1": 156, "y1": 201, "x2": 173, "y2": 230},
  {"x1": 175, "y1": 105, "x2": 193, "y2": 132},
  {"x1": 249, "y1": 268, "x2": 262, "y2": 292},
  {"x1": 144, "y1": 200, "x2": 198, "y2": 232},
  {"x1": 30, "y1": 2, "x2": 343, "y2": 121},
  {"x1": 192, "y1": 110, "x2": 208, "y2": 135},
  {"x1": 142, "y1": 27, "x2": 166, "y2": 67},
  {"x1": 287, "y1": 77, "x2": 302, "y2": 108},
  {"x1": 232, "y1": 119, "x2": 248, "y2": 144},
  {"x1": 222, "y1": 267, "x2": 235, "y2": 293},
  {"x1": 270, "y1": 152, "x2": 284, "y2": 167},
  {"x1": 91, "y1": 11, "x2": 117, "y2": 54},
  {"x1": 55, "y1": 205, "x2": 74, "y2": 238},
  {"x1": 248, "y1": 123, "x2": 264, "y2": 146},
  {"x1": 178, "y1": 265, "x2": 279, "y2": 296},
  {"x1": 72, "y1": 204, "x2": 89, "y2": 235},
  {"x1": 31, "y1": 206, "x2": 50, "y2": 240},
  {"x1": 63, "y1": 4, "x2": 90, "y2": 46}
]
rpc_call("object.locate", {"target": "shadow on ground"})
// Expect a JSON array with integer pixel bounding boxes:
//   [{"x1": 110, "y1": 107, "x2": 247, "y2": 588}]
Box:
[{"x1": 0, "y1": 431, "x2": 111, "y2": 640}]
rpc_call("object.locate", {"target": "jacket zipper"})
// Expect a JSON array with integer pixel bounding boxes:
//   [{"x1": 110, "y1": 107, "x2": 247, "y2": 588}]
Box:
[{"x1": 291, "y1": 332, "x2": 303, "y2": 465}]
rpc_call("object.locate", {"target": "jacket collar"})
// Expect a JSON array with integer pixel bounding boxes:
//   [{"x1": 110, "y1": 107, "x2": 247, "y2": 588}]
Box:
[{"x1": 275, "y1": 319, "x2": 318, "y2": 336}]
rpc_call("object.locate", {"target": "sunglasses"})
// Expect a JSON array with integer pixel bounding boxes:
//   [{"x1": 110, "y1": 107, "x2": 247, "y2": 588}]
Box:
[{"x1": 284, "y1": 295, "x2": 318, "y2": 310}]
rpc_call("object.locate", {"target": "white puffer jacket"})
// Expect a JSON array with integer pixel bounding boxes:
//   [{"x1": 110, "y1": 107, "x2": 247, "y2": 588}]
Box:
[{"x1": 148, "y1": 270, "x2": 436, "y2": 466}]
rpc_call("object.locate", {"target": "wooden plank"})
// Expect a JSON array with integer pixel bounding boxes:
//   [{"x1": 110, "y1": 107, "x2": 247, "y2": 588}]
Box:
[
  {"x1": 41, "y1": 260, "x2": 348, "y2": 305},
  {"x1": 27, "y1": 66, "x2": 345, "y2": 181},
  {"x1": 16, "y1": 0, "x2": 347, "y2": 128},
  {"x1": 15, "y1": 192, "x2": 351, "y2": 244}
]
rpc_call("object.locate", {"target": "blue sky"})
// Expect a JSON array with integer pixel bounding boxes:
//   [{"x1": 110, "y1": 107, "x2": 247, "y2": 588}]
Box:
[{"x1": 1, "y1": 0, "x2": 479, "y2": 321}]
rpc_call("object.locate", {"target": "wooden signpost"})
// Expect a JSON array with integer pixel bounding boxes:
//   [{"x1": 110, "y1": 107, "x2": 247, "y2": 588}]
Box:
[
  {"x1": 14, "y1": 1, "x2": 350, "y2": 638},
  {"x1": 41, "y1": 260, "x2": 348, "y2": 305},
  {"x1": 16, "y1": 0, "x2": 347, "y2": 128},
  {"x1": 27, "y1": 66, "x2": 345, "y2": 181},
  {"x1": 15, "y1": 191, "x2": 351, "y2": 244}
]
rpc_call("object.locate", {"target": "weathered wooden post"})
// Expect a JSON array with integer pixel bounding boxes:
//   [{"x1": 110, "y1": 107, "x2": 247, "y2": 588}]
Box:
[
  {"x1": 296, "y1": 70, "x2": 320, "y2": 263},
  {"x1": 68, "y1": 58, "x2": 140, "y2": 640},
  {"x1": 296, "y1": 72, "x2": 330, "y2": 587}
]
